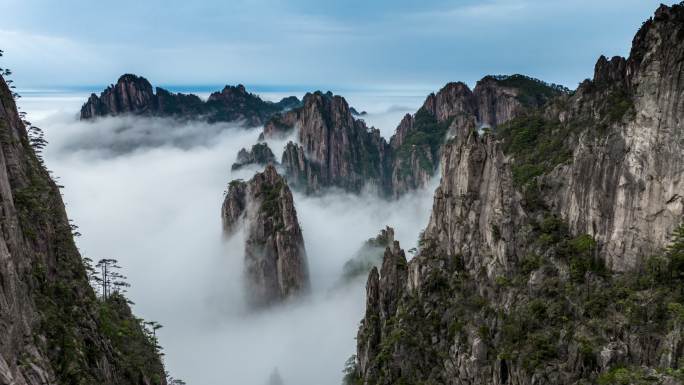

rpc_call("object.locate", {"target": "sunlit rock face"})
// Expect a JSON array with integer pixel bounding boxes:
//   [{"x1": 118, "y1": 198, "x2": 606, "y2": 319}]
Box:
[
  {"x1": 80, "y1": 74, "x2": 301, "y2": 126},
  {"x1": 222, "y1": 165, "x2": 310, "y2": 307}
]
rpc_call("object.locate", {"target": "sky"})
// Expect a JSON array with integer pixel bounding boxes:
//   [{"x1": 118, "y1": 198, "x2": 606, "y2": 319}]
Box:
[{"x1": 1, "y1": 0, "x2": 673, "y2": 91}]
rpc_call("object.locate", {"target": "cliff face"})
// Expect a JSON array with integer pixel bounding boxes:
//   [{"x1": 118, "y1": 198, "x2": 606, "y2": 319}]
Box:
[
  {"x1": 389, "y1": 76, "x2": 566, "y2": 195},
  {"x1": 222, "y1": 165, "x2": 310, "y2": 307},
  {"x1": 352, "y1": 3, "x2": 684, "y2": 384},
  {"x1": 80, "y1": 75, "x2": 301, "y2": 126},
  {"x1": 341, "y1": 227, "x2": 396, "y2": 282},
  {"x1": 0, "y1": 76, "x2": 166, "y2": 384},
  {"x1": 541, "y1": 3, "x2": 684, "y2": 272}
]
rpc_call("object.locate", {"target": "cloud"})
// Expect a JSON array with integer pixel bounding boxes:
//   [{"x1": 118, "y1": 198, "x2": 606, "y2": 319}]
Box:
[{"x1": 3, "y1": 0, "x2": 671, "y2": 90}]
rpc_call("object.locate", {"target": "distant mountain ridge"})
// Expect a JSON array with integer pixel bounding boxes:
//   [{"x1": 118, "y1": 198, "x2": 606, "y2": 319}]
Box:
[{"x1": 80, "y1": 74, "x2": 302, "y2": 126}]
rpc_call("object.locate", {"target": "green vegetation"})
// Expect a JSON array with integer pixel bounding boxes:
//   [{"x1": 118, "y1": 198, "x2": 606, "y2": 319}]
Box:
[
  {"x1": 358, "y1": 219, "x2": 684, "y2": 384},
  {"x1": 606, "y1": 89, "x2": 635, "y2": 123},
  {"x1": 484, "y1": 74, "x2": 570, "y2": 106},
  {"x1": 496, "y1": 115, "x2": 574, "y2": 188},
  {"x1": 259, "y1": 180, "x2": 284, "y2": 217},
  {"x1": 396, "y1": 107, "x2": 454, "y2": 176},
  {"x1": 0, "y1": 68, "x2": 169, "y2": 384}
]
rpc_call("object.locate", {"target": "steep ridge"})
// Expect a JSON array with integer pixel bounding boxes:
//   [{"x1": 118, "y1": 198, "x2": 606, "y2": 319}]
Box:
[
  {"x1": 350, "y1": 3, "x2": 684, "y2": 385},
  {"x1": 81, "y1": 74, "x2": 301, "y2": 126},
  {"x1": 222, "y1": 165, "x2": 310, "y2": 307},
  {"x1": 0, "y1": 76, "x2": 166, "y2": 384}
]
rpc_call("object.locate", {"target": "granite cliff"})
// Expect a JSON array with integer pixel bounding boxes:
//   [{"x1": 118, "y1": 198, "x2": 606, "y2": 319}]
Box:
[
  {"x1": 350, "y1": 3, "x2": 684, "y2": 385},
  {"x1": 81, "y1": 74, "x2": 301, "y2": 126},
  {"x1": 222, "y1": 165, "x2": 310, "y2": 307},
  {"x1": 265, "y1": 91, "x2": 393, "y2": 195},
  {"x1": 0, "y1": 75, "x2": 167, "y2": 384}
]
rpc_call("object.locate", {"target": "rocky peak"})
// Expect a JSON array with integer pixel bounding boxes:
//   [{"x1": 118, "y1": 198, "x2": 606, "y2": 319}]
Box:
[
  {"x1": 231, "y1": 142, "x2": 277, "y2": 171},
  {"x1": 80, "y1": 75, "x2": 299, "y2": 126},
  {"x1": 422, "y1": 82, "x2": 476, "y2": 122},
  {"x1": 221, "y1": 165, "x2": 310, "y2": 307},
  {"x1": 80, "y1": 74, "x2": 155, "y2": 119},
  {"x1": 271, "y1": 91, "x2": 392, "y2": 194},
  {"x1": 592, "y1": 55, "x2": 628, "y2": 86},
  {"x1": 208, "y1": 84, "x2": 250, "y2": 102}
]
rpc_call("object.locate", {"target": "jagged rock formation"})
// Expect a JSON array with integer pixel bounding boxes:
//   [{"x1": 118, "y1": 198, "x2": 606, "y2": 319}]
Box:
[
  {"x1": 351, "y1": 3, "x2": 684, "y2": 385},
  {"x1": 259, "y1": 77, "x2": 563, "y2": 197},
  {"x1": 231, "y1": 142, "x2": 277, "y2": 171},
  {"x1": 221, "y1": 165, "x2": 310, "y2": 307},
  {"x1": 390, "y1": 75, "x2": 567, "y2": 195},
  {"x1": 341, "y1": 227, "x2": 396, "y2": 282},
  {"x1": 0, "y1": 76, "x2": 166, "y2": 384},
  {"x1": 266, "y1": 91, "x2": 393, "y2": 194},
  {"x1": 80, "y1": 74, "x2": 301, "y2": 126}
]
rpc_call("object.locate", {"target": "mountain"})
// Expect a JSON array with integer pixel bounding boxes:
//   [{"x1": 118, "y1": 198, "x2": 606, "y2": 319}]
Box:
[
  {"x1": 259, "y1": 77, "x2": 562, "y2": 197},
  {"x1": 231, "y1": 142, "x2": 277, "y2": 171},
  {"x1": 0, "y1": 76, "x2": 166, "y2": 383},
  {"x1": 390, "y1": 75, "x2": 568, "y2": 195},
  {"x1": 267, "y1": 91, "x2": 393, "y2": 195},
  {"x1": 80, "y1": 74, "x2": 302, "y2": 126},
  {"x1": 350, "y1": 3, "x2": 684, "y2": 384},
  {"x1": 222, "y1": 165, "x2": 310, "y2": 307}
]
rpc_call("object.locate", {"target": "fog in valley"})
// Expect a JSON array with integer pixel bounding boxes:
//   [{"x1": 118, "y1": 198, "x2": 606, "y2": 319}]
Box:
[{"x1": 22, "y1": 89, "x2": 436, "y2": 385}]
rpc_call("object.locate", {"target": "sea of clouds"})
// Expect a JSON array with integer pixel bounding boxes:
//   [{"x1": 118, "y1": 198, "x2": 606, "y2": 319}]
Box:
[{"x1": 22, "y1": 89, "x2": 435, "y2": 385}]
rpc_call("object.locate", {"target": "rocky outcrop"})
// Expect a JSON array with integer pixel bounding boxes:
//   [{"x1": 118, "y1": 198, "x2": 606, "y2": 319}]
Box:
[
  {"x1": 80, "y1": 74, "x2": 157, "y2": 119},
  {"x1": 540, "y1": 3, "x2": 684, "y2": 272},
  {"x1": 267, "y1": 91, "x2": 393, "y2": 194},
  {"x1": 351, "y1": 3, "x2": 684, "y2": 385},
  {"x1": 0, "y1": 75, "x2": 166, "y2": 384},
  {"x1": 474, "y1": 74, "x2": 568, "y2": 127},
  {"x1": 231, "y1": 142, "x2": 277, "y2": 171},
  {"x1": 80, "y1": 74, "x2": 301, "y2": 126},
  {"x1": 388, "y1": 75, "x2": 566, "y2": 195},
  {"x1": 221, "y1": 165, "x2": 309, "y2": 307},
  {"x1": 341, "y1": 227, "x2": 395, "y2": 282}
]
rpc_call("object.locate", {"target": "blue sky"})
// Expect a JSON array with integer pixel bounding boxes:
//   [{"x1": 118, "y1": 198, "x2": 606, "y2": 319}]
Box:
[{"x1": 1, "y1": 0, "x2": 673, "y2": 90}]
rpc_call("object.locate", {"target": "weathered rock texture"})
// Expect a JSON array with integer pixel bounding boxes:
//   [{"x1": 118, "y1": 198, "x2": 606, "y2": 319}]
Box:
[
  {"x1": 0, "y1": 76, "x2": 166, "y2": 384},
  {"x1": 261, "y1": 79, "x2": 561, "y2": 197},
  {"x1": 81, "y1": 74, "x2": 301, "y2": 126},
  {"x1": 390, "y1": 75, "x2": 567, "y2": 195},
  {"x1": 352, "y1": 3, "x2": 684, "y2": 385},
  {"x1": 222, "y1": 165, "x2": 310, "y2": 307},
  {"x1": 540, "y1": 3, "x2": 684, "y2": 272},
  {"x1": 231, "y1": 142, "x2": 277, "y2": 171},
  {"x1": 266, "y1": 91, "x2": 393, "y2": 194}
]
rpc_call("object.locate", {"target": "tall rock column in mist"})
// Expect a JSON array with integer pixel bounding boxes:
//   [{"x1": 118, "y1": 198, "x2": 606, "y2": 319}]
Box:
[{"x1": 222, "y1": 165, "x2": 310, "y2": 307}]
